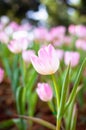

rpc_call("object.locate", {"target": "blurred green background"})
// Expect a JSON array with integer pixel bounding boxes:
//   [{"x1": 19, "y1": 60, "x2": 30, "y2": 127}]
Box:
[{"x1": 0, "y1": 0, "x2": 86, "y2": 26}]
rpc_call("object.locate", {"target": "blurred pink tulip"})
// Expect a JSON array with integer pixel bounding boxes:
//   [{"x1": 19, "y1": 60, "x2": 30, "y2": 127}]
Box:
[
  {"x1": 31, "y1": 44, "x2": 60, "y2": 75},
  {"x1": 36, "y1": 83, "x2": 53, "y2": 102},
  {"x1": 75, "y1": 25, "x2": 86, "y2": 38},
  {"x1": 64, "y1": 51, "x2": 80, "y2": 67},
  {"x1": 76, "y1": 39, "x2": 86, "y2": 51},
  {"x1": 8, "y1": 38, "x2": 29, "y2": 53},
  {"x1": 0, "y1": 23, "x2": 4, "y2": 31},
  {"x1": 22, "y1": 50, "x2": 35, "y2": 65},
  {"x1": 34, "y1": 27, "x2": 49, "y2": 42},
  {"x1": 0, "y1": 68, "x2": 4, "y2": 83},
  {"x1": 9, "y1": 21, "x2": 19, "y2": 31},
  {"x1": 68, "y1": 24, "x2": 86, "y2": 38},
  {"x1": 49, "y1": 26, "x2": 66, "y2": 41},
  {"x1": 68, "y1": 24, "x2": 76, "y2": 35},
  {"x1": 63, "y1": 36, "x2": 72, "y2": 45},
  {"x1": 56, "y1": 49, "x2": 64, "y2": 61},
  {"x1": 12, "y1": 30, "x2": 29, "y2": 40},
  {"x1": 0, "y1": 31, "x2": 9, "y2": 44}
]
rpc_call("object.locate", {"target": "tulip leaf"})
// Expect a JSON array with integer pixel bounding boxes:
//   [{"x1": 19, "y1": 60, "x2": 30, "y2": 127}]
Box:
[
  {"x1": 57, "y1": 64, "x2": 70, "y2": 119},
  {"x1": 65, "y1": 57, "x2": 86, "y2": 110},
  {"x1": 28, "y1": 92, "x2": 38, "y2": 116},
  {"x1": 16, "y1": 115, "x2": 56, "y2": 130},
  {"x1": 26, "y1": 69, "x2": 37, "y2": 96},
  {"x1": 0, "y1": 119, "x2": 20, "y2": 129},
  {"x1": 16, "y1": 86, "x2": 26, "y2": 130}
]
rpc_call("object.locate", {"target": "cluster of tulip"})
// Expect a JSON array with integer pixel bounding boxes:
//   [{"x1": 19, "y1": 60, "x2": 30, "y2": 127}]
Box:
[{"x1": 0, "y1": 16, "x2": 86, "y2": 130}]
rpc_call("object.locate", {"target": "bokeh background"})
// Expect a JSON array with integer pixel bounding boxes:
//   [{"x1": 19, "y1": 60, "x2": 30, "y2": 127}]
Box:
[{"x1": 0, "y1": 0, "x2": 86, "y2": 26}]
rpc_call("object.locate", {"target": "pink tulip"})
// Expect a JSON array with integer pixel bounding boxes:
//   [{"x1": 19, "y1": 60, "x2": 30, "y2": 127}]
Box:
[
  {"x1": 56, "y1": 49, "x2": 64, "y2": 61},
  {"x1": 12, "y1": 30, "x2": 29, "y2": 40},
  {"x1": 53, "y1": 39, "x2": 64, "y2": 47},
  {"x1": 22, "y1": 50, "x2": 35, "y2": 65},
  {"x1": 68, "y1": 24, "x2": 76, "y2": 35},
  {"x1": 0, "y1": 31, "x2": 9, "y2": 44},
  {"x1": 64, "y1": 51, "x2": 80, "y2": 67},
  {"x1": 8, "y1": 38, "x2": 29, "y2": 54},
  {"x1": 63, "y1": 36, "x2": 72, "y2": 45},
  {"x1": 49, "y1": 26, "x2": 66, "y2": 41},
  {"x1": 36, "y1": 83, "x2": 53, "y2": 102},
  {"x1": 0, "y1": 23, "x2": 4, "y2": 31},
  {"x1": 18, "y1": 23, "x2": 32, "y2": 31},
  {"x1": 33, "y1": 27, "x2": 49, "y2": 42},
  {"x1": 31, "y1": 44, "x2": 60, "y2": 75},
  {"x1": 75, "y1": 25, "x2": 86, "y2": 38},
  {"x1": 76, "y1": 39, "x2": 86, "y2": 51},
  {"x1": 68, "y1": 24, "x2": 86, "y2": 37},
  {"x1": 9, "y1": 21, "x2": 19, "y2": 31},
  {"x1": 0, "y1": 68, "x2": 4, "y2": 83}
]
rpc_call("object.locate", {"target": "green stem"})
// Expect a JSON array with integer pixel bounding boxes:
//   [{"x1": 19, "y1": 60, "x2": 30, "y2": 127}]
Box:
[
  {"x1": 56, "y1": 119, "x2": 61, "y2": 130},
  {"x1": 52, "y1": 74, "x2": 60, "y2": 109}
]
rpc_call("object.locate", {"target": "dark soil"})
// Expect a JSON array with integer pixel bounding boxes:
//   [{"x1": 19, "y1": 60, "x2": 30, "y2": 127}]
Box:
[{"x1": 0, "y1": 80, "x2": 86, "y2": 130}]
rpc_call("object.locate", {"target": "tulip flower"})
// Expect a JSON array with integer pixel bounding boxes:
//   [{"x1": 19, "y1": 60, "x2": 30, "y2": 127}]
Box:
[
  {"x1": 75, "y1": 25, "x2": 86, "y2": 38},
  {"x1": 22, "y1": 50, "x2": 35, "y2": 65},
  {"x1": 0, "y1": 68, "x2": 4, "y2": 83},
  {"x1": 31, "y1": 44, "x2": 60, "y2": 75},
  {"x1": 68, "y1": 24, "x2": 76, "y2": 35},
  {"x1": 0, "y1": 31, "x2": 9, "y2": 44},
  {"x1": 36, "y1": 83, "x2": 53, "y2": 102},
  {"x1": 12, "y1": 30, "x2": 29, "y2": 40},
  {"x1": 33, "y1": 27, "x2": 49, "y2": 42},
  {"x1": 76, "y1": 39, "x2": 86, "y2": 51},
  {"x1": 64, "y1": 51, "x2": 80, "y2": 67},
  {"x1": 56, "y1": 49, "x2": 64, "y2": 61},
  {"x1": 8, "y1": 38, "x2": 29, "y2": 54}
]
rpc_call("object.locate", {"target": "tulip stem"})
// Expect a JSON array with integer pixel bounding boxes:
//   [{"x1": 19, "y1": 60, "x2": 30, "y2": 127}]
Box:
[
  {"x1": 56, "y1": 119, "x2": 61, "y2": 130},
  {"x1": 52, "y1": 74, "x2": 60, "y2": 109}
]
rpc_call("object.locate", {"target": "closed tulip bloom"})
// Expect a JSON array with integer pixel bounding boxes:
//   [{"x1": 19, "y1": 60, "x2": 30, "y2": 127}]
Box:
[
  {"x1": 12, "y1": 30, "x2": 29, "y2": 40},
  {"x1": 36, "y1": 83, "x2": 53, "y2": 102},
  {"x1": 76, "y1": 39, "x2": 86, "y2": 51},
  {"x1": 22, "y1": 50, "x2": 35, "y2": 65},
  {"x1": 0, "y1": 31, "x2": 9, "y2": 44},
  {"x1": 8, "y1": 38, "x2": 29, "y2": 54},
  {"x1": 56, "y1": 49, "x2": 64, "y2": 61},
  {"x1": 75, "y1": 25, "x2": 86, "y2": 38},
  {"x1": 0, "y1": 68, "x2": 4, "y2": 83},
  {"x1": 68, "y1": 24, "x2": 76, "y2": 35},
  {"x1": 31, "y1": 44, "x2": 60, "y2": 75},
  {"x1": 34, "y1": 27, "x2": 49, "y2": 41},
  {"x1": 64, "y1": 51, "x2": 80, "y2": 67}
]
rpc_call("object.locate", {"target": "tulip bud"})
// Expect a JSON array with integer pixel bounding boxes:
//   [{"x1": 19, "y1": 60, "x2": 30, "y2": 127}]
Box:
[{"x1": 36, "y1": 83, "x2": 53, "y2": 102}]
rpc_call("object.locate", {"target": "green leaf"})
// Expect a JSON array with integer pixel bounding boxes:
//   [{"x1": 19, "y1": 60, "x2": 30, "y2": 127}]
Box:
[
  {"x1": 16, "y1": 86, "x2": 26, "y2": 130},
  {"x1": 70, "y1": 105, "x2": 77, "y2": 130},
  {"x1": 0, "y1": 119, "x2": 14, "y2": 129},
  {"x1": 16, "y1": 86, "x2": 26, "y2": 115},
  {"x1": 16, "y1": 115, "x2": 56, "y2": 130},
  {"x1": 28, "y1": 92, "x2": 38, "y2": 116},
  {"x1": 0, "y1": 119, "x2": 20, "y2": 129},
  {"x1": 26, "y1": 69, "x2": 37, "y2": 96},
  {"x1": 65, "y1": 57, "x2": 86, "y2": 110},
  {"x1": 3, "y1": 58, "x2": 12, "y2": 80},
  {"x1": 57, "y1": 64, "x2": 70, "y2": 119}
]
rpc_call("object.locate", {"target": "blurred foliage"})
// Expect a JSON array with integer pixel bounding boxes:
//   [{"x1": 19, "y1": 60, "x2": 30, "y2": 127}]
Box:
[
  {"x1": 0, "y1": 0, "x2": 40, "y2": 22},
  {"x1": 0, "y1": 0, "x2": 86, "y2": 26},
  {"x1": 41, "y1": 0, "x2": 71, "y2": 27},
  {"x1": 41, "y1": 0, "x2": 86, "y2": 26}
]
